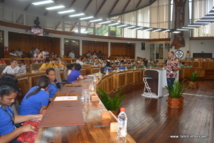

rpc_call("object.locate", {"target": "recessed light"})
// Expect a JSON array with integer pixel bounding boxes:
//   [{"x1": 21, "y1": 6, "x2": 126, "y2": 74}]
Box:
[
  {"x1": 80, "y1": 16, "x2": 93, "y2": 20},
  {"x1": 69, "y1": 13, "x2": 85, "y2": 18},
  {"x1": 32, "y1": 0, "x2": 53, "y2": 6},
  {"x1": 46, "y1": 5, "x2": 65, "y2": 10},
  {"x1": 58, "y1": 9, "x2": 75, "y2": 14},
  {"x1": 177, "y1": 29, "x2": 190, "y2": 31},
  {"x1": 99, "y1": 21, "x2": 111, "y2": 24},
  {"x1": 89, "y1": 19, "x2": 103, "y2": 22},
  {"x1": 162, "y1": 29, "x2": 170, "y2": 32}
]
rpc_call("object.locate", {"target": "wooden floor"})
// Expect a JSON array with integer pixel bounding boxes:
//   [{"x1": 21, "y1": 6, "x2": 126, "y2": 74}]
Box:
[{"x1": 121, "y1": 80, "x2": 214, "y2": 143}]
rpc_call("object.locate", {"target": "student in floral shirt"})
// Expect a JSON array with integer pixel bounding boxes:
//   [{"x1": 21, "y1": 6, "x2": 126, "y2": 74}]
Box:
[{"x1": 166, "y1": 51, "x2": 180, "y2": 89}]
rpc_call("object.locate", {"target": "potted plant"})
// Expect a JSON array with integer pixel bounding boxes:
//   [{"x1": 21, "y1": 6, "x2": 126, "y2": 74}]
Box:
[
  {"x1": 165, "y1": 81, "x2": 190, "y2": 109},
  {"x1": 97, "y1": 88, "x2": 125, "y2": 116},
  {"x1": 187, "y1": 72, "x2": 198, "y2": 88}
]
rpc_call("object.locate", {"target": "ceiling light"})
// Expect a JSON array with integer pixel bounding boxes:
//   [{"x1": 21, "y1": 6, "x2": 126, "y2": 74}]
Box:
[
  {"x1": 143, "y1": 28, "x2": 153, "y2": 31},
  {"x1": 89, "y1": 19, "x2": 103, "y2": 22},
  {"x1": 182, "y1": 27, "x2": 195, "y2": 29},
  {"x1": 117, "y1": 24, "x2": 127, "y2": 28},
  {"x1": 58, "y1": 9, "x2": 75, "y2": 14},
  {"x1": 80, "y1": 16, "x2": 94, "y2": 20},
  {"x1": 108, "y1": 23, "x2": 119, "y2": 26},
  {"x1": 46, "y1": 5, "x2": 65, "y2": 10},
  {"x1": 69, "y1": 13, "x2": 85, "y2": 17},
  {"x1": 125, "y1": 26, "x2": 136, "y2": 29},
  {"x1": 32, "y1": 0, "x2": 53, "y2": 5},
  {"x1": 99, "y1": 21, "x2": 111, "y2": 24},
  {"x1": 177, "y1": 29, "x2": 190, "y2": 31},
  {"x1": 162, "y1": 29, "x2": 170, "y2": 32},
  {"x1": 173, "y1": 31, "x2": 181, "y2": 33},
  {"x1": 198, "y1": 19, "x2": 214, "y2": 22}
]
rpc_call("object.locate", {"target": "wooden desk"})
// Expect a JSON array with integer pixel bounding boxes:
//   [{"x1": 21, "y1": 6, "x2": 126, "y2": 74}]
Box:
[{"x1": 35, "y1": 77, "x2": 136, "y2": 143}]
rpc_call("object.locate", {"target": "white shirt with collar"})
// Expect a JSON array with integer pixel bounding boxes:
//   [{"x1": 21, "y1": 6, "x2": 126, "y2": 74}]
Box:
[{"x1": 2, "y1": 66, "x2": 20, "y2": 74}]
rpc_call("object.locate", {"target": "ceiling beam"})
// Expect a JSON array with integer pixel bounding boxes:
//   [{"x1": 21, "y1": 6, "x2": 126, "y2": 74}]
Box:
[
  {"x1": 70, "y1": 21, "x2": 78, "y2": 32},
  {"x1": 24, "y1": 3, "x2": 31, "y2": 11},
  {"x1": 69, "y1": 0, "x2": 77, "y2": 8},
  {"x1": 122, "y1": 0, "x2": 131, "y2": 12},
  {"x1": 108, "y1": 0, "x2": 120, "y2": 16},
  {"x1": 95, "y1": 0, "x2": 107, "y2": 17},
  {"x1": 83, "y1": 0, "x2": 92, "y2": 12},
  {"x1": 136, "y1": 0, "x2": 142, "y2": 8},
  {"x1": 55, "y1": 21, "x2": 61, "y2": 30}
]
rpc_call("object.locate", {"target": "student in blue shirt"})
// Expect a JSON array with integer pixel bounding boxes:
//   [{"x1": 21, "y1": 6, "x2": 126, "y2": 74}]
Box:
[
  {"x1": 67, "y1": 63, "x2": 85, "y2": 83},
  {"x1": 46, "y1": 68, "x2": 61, "y2": 101},
  {"x1": 118, "y1": 62, "x2": 126, "y2": 70},
  {"x1": 0, "y1": 75, "x2": 42, "y2": 143},
  {"x1": 104, "y1": 62, "x2": 113, "y2": 72},
  {"x1": 19, "y1": 76, "x2": 50, "y2": 115}
]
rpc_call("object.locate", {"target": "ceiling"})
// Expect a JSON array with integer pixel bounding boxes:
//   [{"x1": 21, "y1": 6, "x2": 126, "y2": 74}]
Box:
[{"x1": 1, "y1": 0, "x2": 155, "y2": 20}]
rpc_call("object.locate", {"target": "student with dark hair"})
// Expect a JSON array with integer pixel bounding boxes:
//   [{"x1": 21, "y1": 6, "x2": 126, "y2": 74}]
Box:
[
  {"x1": 0, "y1": 75, "x2": 42, "y2": 143},
  {"x1": 19, "y1": 76, "x2": 50, "y2": 115},
  {"x1": 39, "y1": 58, "x2": 50, "y2": 71},
  {"x1": 67, "y1": 64, "x2": 73, "y2": 76},
  {"x1": 104, "y1": 62, "x2": 113, "y2": 72},
  {"x1": 46, "y1": 68, "x2": 61, "y2": 101},
  {"x1": 67, "y1": 63, "x2": 84, "y2": 83},
  {"x1": 2, "y1": 59, "x2": 20, "y2": 75}
]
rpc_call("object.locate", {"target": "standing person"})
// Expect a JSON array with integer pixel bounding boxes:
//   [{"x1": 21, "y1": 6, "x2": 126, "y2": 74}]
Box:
[
  {"x1": 19, "y1": 76, "x2": 50, "y2": 115},
  {"x1": 2, "y1": 59, "x2": 20, "y2": 75},
  {"x1": 0, "y1": 75, "x2": 42, "y2": 143},
  {"x1": 166, "y1": 51, "x2": 180, "y2": 89},
  {"x1": 46, "y1": 68, "x2": 61, "y2": 101},
  {"x1": 69, "y1": 50, "x2": 75, "y2": 58}
]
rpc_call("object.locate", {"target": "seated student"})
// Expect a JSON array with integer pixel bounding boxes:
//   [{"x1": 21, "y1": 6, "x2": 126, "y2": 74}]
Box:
[
  {"x1": 67, "y1": 63, "x2": 85, "y2": 83},
  {"x1": 46, "y1": 68, "x2": 61, "y2": 101},
  {"x1": 118, "y1": 62, "x2": 126, "y2": 70},
  {"x1": 180, "y1": 62, "x2": 185, "y2": 68},
  {"x1": 19, "y1": 76, "x2": 50, "y2": 115},
  {"x1": 131, "y1": 64, "x2": 138, "y2": 69},
  {"x1": 67, "y1": 64, "x2": 73, "y2": 76},
  {"x1": 0, "y1": 75, "x2": 42, "y2": 143},
  {"x1": 39, "y1": 58, "x2": 51, "y2": 71},
  {"x1": 104, "y1": 62, "x2": 113, "y2": 72},
  {"x1": 2, "y1": 59, "x2": 20, "y2": 75},
  {"x1": 186, "y1": 62, "x2": 192, "y2": 68},
  {"x1": 48, "y1": 58, "x2": 63, "y2": 69}
]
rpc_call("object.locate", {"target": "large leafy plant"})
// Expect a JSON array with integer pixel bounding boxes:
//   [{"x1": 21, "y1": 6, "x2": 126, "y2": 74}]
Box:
[
  {"x1": 165, "y1": 81, "x2": 190, "y2": 98},
  {"x1": 97, "y1": 88, "x2": 125, "y2": 111},
  {"x1": 190, "y1": 72, "x2": 198, "y2": 82}
]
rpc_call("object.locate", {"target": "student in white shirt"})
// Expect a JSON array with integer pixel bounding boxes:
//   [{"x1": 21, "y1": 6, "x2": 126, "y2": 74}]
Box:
[
  {"x1": 2, "y1": 59, "x2": 20, "y2": 75},
  {"x1": 69, "y1": 51, "x2": 75, "y2": 58}
]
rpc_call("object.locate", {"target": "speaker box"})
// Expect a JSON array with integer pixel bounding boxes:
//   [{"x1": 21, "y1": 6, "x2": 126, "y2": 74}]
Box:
[{"x1": 141, "y1": 42, "x2": 145, "y2": 50}]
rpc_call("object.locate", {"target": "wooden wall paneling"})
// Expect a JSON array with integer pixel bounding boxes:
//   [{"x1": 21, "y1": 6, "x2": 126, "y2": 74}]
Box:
[
  {"x1": 133, "y1": 70, "x2": 141, "y2": 84},
  {"x1": 82, "y1": 40, "x2": 108, "y2": 59},
  {"x1": 118, "y1": 73, "x2": 125, "y2": 87},
  {"x1": 8, "y1": 32, "x2": 60, "y2": 56},
  {"x1": 110, "y1": 43, "x2": 135, "y2": 59},
  {"x1": 208, "y1": 61, "x2": 214, "y2": 69},
  {"x1": 125, "y1": 72, "x2": 133, "y2": 85}
]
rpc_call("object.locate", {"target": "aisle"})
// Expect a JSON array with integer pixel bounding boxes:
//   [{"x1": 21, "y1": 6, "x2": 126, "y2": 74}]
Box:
[{"x1": 121, "y1": 80, "x2": 214, "y2": 143}]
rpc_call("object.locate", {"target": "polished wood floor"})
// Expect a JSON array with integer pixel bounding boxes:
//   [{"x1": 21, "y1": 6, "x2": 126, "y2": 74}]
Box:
[{"x1": 121, "y1": 80, "x2": 214, "y2": 143}]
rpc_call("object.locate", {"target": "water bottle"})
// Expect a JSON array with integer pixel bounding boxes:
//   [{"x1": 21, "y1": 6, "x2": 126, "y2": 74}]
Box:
[
  {"x1": 118, "y1": 108, "x2": 127, "y2": 138},
  {"x1": 82, "y1": 87, "x2": 90, "y2": 103}
]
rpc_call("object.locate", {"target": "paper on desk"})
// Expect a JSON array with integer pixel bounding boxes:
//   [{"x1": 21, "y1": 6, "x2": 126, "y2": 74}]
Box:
[{"x1": 54, "y1": 96, "x2": 78, "y2": 101}]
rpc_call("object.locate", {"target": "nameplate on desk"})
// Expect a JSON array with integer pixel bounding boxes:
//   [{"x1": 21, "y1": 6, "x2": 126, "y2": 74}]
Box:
[{"x1": 54, "y1": 96, "x2": 78, "y2": 101}]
